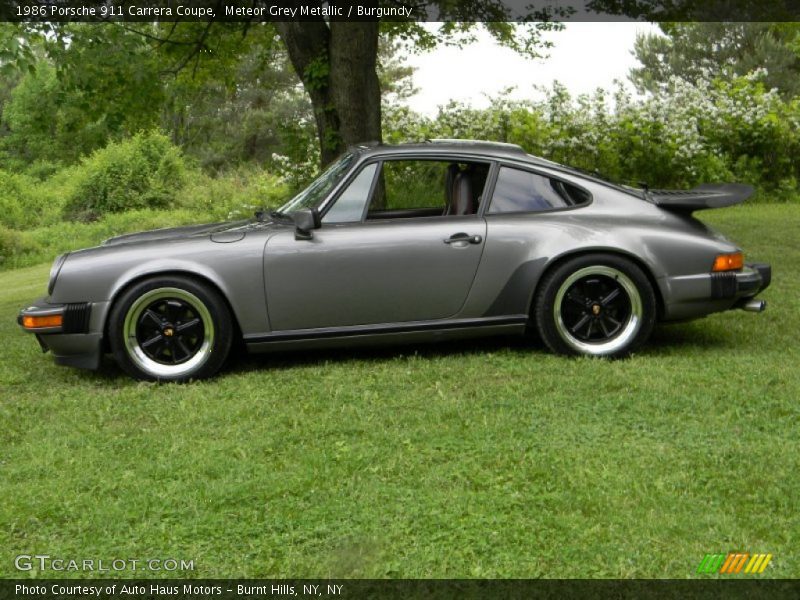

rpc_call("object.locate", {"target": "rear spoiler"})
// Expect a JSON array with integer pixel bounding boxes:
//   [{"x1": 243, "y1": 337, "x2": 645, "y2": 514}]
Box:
[{"x1": 648, "y1": 183, "x2": 754, "y2": 213}]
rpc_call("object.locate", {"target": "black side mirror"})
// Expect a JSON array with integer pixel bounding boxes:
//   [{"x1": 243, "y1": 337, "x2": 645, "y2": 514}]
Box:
[{"x1": 291, "y1": 208, "x2": 320, "y2": 240}]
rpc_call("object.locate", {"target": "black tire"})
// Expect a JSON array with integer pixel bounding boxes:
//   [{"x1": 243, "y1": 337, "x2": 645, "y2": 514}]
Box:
[
  {"x1": 534, "y1": 254, "x2": 656, "y2": 358},
  {"x1": 108, "y1": 275, "x2": 233, "y2": 381}
]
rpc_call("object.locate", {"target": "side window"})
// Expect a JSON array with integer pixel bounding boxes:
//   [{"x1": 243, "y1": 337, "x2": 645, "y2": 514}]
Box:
[
  {"x1": 322, "y1": 163, "x2": 378, "y2": 224},
  {"x1": 488, "y1": 167, "x2": 590, "y2": 214},
  {"x1": 367, "y1": 159, "x2": 490, "y2": 220}
]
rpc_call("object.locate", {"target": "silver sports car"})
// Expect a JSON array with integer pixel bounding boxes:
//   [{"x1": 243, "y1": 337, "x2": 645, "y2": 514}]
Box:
[{"x1": 18, "y1": 140, "x2": 771, "y2": 381}]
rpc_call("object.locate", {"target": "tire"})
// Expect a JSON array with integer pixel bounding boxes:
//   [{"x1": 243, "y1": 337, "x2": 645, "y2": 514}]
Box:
[
  {"x1": 534, "y1": 254, "x2": 656, "y2": 358},
  {"x1": 108, "y1": 275, "x2": 233, "y2": 381}
]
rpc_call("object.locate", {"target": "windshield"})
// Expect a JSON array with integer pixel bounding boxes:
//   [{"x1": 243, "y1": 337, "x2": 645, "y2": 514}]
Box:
[{"x1": 276, "y1": 152, "x2": 356, "y2": 214}]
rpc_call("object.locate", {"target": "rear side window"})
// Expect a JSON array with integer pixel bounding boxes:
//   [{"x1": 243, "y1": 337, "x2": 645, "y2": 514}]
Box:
[{"x1": 488, "y1": 167, "x2": 590, "y2": 213}]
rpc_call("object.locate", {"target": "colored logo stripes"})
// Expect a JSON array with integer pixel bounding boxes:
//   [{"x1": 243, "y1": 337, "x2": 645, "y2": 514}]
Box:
[{"x1": 697, "y1": 553, "x2": 772, "y2": 574}]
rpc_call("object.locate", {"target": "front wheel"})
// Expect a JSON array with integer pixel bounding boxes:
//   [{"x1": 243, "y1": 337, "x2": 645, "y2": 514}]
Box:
[
  {"x1": 108, "y1": 276, "x2": 233, "y2": 381},
  {"x1": 534, "y1": 254, "x2": 656, "y2": 358}
]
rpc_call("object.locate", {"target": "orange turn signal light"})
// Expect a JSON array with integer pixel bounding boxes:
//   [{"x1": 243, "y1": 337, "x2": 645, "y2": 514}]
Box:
[
  {"x1": 22, "y1": 314, "x2": 63, "y2": 329},
  {"x1": 712, "y1": 252, "x2": 744, "y2": 272}
]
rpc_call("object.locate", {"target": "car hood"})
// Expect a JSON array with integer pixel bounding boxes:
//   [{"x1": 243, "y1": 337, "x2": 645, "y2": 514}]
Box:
[{"x1": 102, "y1": 220, "x2": 258, "y2": 247}]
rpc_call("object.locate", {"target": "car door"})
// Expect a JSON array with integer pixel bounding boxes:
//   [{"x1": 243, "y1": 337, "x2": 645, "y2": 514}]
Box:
[{"x1": 263, "y1": 158, "x2": 489, "y2": 331}]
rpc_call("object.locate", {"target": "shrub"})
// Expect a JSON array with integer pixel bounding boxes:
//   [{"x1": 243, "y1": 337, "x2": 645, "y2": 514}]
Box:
[
  {"x1": 0, "y1": 224, "x2": 39, "y2": 267},
  {"x1": 0, "y1": 170, "x2": 51, "y2": 230},
  {"x1": 63, "y1": 131, "x2": 188, "y2": 220},
  {"x1": 176, "y1": 167, "x2": 290, "y2": 221},
  {"x1": 7, "y1": 208, "x2": 202, "y2": 271},
  {"x1": 384, "y1": 73, "x2": 800, "y2": 197},
  {"x1": 270, "y1": 131, "x2": 320, "y2": 192}
]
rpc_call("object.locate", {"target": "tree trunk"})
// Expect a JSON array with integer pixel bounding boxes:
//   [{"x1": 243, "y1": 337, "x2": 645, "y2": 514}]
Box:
[
  {"x1": 329, "y1": 21, "x2": 382, "y2": 154},
  {"x1": 276, "y1": 21, "x2": 382, "y2": 167}
]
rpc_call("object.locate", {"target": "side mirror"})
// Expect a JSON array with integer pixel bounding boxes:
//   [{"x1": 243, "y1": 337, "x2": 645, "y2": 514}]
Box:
[{"x1": 291, "y1": 208, "x2": 320, "y2": 240}]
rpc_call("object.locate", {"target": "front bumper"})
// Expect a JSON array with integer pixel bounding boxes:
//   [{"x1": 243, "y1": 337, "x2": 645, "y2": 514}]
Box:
[
  {"x1": 660, "y1": 262, "x2": 771, "y2": 321},
  {"x1": 18, "y1": 298, "x2": 104, "y2": 370}
]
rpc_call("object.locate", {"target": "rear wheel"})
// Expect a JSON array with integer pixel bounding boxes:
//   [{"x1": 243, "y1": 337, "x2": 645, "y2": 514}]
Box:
[
  {"x1": 109, "y1": 276, "x2": 233, "y2": 381},
  {"x1": 534, "y1": 254, "x2": 656, "y2": 357}
]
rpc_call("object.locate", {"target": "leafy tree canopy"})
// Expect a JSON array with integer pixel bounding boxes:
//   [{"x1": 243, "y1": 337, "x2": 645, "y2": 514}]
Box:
[
  {"x1": 630, "y1": 22, "x2": 800, "y2": 98},
  {"x1": 0, "y1": 19, "x2": 441, "y2": 169}
]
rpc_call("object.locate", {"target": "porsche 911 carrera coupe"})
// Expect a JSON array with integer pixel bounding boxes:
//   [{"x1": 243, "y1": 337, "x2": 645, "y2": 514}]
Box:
[{"x1": 18, "y1": 140, "x2": 771, "y2": 381}]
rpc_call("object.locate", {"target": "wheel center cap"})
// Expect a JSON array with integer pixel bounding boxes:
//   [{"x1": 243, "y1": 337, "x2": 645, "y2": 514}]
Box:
[
  {"x1": 163, "y1": 327, "x2": 174, "y2": 337},
  {"x1": 591, "y1": 304, "x2": 601, "y2": 316}
]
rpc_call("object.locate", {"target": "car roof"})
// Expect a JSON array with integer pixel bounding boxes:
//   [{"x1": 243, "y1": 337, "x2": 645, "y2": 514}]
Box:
[
  {"x1": 350, "y1": 140, "x2": 640, "y2": 196},
  {"x1": 350, "y1": 139, "x2": 546, "y2": 162}
]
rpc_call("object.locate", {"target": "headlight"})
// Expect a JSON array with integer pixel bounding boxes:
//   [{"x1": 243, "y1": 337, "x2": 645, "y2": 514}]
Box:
[{"x1": 48, "y1": 253, "x2": 69, "y2": 296}]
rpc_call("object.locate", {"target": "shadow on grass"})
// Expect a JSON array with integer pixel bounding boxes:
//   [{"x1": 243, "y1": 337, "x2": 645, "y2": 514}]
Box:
[
  {"x1": 224, "y1": 333, "x2": 542, "y2": 377},
  {"x1": 646, "y1": 320, "x2": 737, "y2": 354},
  {"x1": 83, "y1": 321, "x2": 737, "y2": 382},
  {"x1": 224, "y1": 320, "x2": 736, "y2": 377},
  {"x1": 72, "y1": 359, "x2": 126, "y2": 384}
]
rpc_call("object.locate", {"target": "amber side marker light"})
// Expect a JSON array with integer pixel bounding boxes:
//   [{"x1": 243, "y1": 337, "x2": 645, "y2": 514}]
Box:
[
  {"x1": 713, "y1": 252, "x2": 744, "y2": 272},
  {"x1": 22, "y1": 314, "x2": 63, "y2": 329}
]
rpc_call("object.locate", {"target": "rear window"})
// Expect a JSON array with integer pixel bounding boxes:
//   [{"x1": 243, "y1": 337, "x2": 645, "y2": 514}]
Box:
[{"x1": 488, "y1": 167, "x2": 590, "y2": 213}]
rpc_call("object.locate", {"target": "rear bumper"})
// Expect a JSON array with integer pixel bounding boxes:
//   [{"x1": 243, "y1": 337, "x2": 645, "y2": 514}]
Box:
[
  {"x1": 660, "y1": 262, "x2": 771, "y2": 321},
  {"x1": 711, "y1": 262, "x2": 771, "y2": 300},
  {"x1": 18, "y1": 298, "x2": 105, "y2": 370}
]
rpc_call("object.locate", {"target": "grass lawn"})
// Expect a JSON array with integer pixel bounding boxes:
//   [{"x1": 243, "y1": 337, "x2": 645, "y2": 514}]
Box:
[{"x1": 0, "y1": 203, "x2": 797, "y2": 579}]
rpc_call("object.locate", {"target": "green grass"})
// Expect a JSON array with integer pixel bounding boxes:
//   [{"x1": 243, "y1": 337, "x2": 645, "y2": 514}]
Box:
[{"x1": 0, "y1": 204, "x2": 798, "y2": 579}]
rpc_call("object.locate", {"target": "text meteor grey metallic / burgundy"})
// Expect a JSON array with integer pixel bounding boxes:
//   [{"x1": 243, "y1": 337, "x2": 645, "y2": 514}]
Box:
[{"x1": 18, "y1": 140, "x2": 771, "y2": 381}]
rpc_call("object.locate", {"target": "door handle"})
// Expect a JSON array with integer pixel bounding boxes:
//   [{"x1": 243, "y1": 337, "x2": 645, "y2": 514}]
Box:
[{"x1": 444, "y1": 232, "x2": 483, "y2": 245}]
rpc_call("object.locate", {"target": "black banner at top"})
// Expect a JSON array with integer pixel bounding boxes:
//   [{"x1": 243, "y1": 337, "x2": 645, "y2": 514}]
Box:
[{"x1": 0, "y1": 0, "x2": 799, "y2": 22}]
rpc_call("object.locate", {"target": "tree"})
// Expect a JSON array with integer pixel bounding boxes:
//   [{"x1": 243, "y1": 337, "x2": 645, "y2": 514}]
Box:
[
  {"x1": 1, "y1": 23, "x2": 168, "y2": 169},
  {"x1": 274, "y1": 21, "x2": 381, "y2": 166},
  {"x1": 156, "y1": 23, "x2": 312, "y2": 169},
  {"x1": 378, "y1": 38, "x2": 418, "y2": 104},
  {"x1": 630, "y1": 23, "x2": 800, "y2": 98},
  {"x1": 2, "y1": 10, "x2": 561, "y2": 169},
  {"x1": 0, "y1": 22, "x2": 305, "y2": 170},
  {"x1": 109, "y1": 16, "x2": 559, "y2": 167},
  {"x1": 274, "y1": 18, "x2": 560, "y2": 165},
  {"x1": 1, "y1": 19, "x2": 427, "y2": 170}
]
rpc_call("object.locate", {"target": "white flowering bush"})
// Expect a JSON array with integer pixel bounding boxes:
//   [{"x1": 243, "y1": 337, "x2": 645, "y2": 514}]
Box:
[
  {"x1": 385, "y1": 72, "x2": 800, "y2": 199},
  {"x1": 271, "y1": 130, "x2": 319, "y2": 192},
  {"x1": 257, "y1": 72, "x2": 798, "y2": 201}
]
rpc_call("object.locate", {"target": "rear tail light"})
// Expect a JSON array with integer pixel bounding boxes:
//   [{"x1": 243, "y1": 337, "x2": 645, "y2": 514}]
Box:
[{"x1": 712, "y1": 252, "x2": 744, "y2": 272}]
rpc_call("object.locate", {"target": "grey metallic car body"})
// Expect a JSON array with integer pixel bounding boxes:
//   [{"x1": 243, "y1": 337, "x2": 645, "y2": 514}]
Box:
[{"x1": 19, "y1": 140, "x2": 770, "y2": 375}]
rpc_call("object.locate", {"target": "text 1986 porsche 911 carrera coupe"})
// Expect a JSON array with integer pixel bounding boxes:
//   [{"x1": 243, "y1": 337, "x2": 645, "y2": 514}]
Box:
[{"x1": 18, "y1": 140, "x2": 771, "y2": 381}]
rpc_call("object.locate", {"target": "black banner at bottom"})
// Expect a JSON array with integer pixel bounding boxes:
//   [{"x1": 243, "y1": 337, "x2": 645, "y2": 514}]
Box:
[{"x1": 2, "y1": 579, "x2": 800, "y2": 600}]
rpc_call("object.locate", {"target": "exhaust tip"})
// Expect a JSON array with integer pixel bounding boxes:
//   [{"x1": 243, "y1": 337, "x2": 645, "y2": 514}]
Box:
[{"x1": 740, "y1": 298, "x2": 767, "y2": 313}]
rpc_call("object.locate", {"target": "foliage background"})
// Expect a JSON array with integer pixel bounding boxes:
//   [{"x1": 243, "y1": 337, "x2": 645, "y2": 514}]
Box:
[{"x1": 1, "y1": 23, "x2": 799, "y2": 270}]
